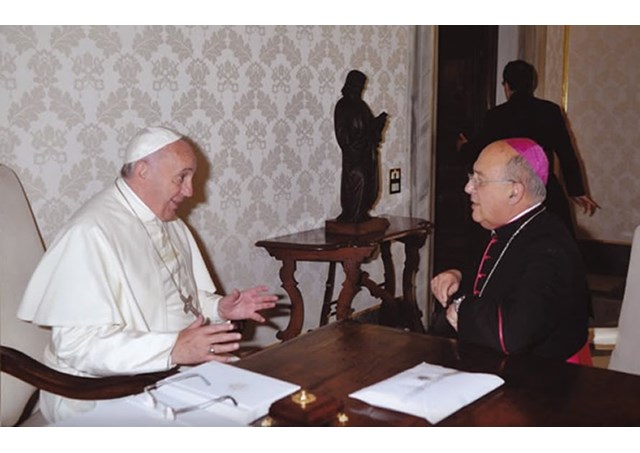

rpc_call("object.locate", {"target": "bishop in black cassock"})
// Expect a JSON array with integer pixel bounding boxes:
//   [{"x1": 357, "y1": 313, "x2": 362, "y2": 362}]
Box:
[{"x1": 431, "y1": 138, "x2": 591, "y2": 364}]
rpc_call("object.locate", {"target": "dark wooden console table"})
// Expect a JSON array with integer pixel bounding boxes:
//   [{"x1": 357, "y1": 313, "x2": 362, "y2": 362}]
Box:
[{"x1": 255, "y1": 215, "x2": 432, "y2": 340}]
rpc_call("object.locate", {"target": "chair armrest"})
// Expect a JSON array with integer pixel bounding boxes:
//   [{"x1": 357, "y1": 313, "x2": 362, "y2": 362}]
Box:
[{"x1": 1, "y1": 345, "x2": 178, "y2": 400}]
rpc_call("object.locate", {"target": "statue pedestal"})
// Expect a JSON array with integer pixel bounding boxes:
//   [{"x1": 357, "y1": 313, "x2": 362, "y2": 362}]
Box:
[{"x1": 325, "y1": 217, "x2": 390, "y2": 236}]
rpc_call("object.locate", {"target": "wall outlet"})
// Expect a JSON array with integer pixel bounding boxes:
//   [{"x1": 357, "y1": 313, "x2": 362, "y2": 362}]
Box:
[{"x1": 389, "y1": 168, "x2": 401, "y2": 194}]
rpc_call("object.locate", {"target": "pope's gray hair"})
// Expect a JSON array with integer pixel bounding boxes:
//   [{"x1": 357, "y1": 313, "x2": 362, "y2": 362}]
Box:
[
  {"x1": 120, "y1": 152, "x2": 161, "y2": 179},
  {"x1": 120, "y1": 162, "x2": 136, "y2": 179}
]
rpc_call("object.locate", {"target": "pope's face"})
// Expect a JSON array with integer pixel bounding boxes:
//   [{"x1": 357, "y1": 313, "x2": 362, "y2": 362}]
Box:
[
  {"x1": 143, "y1": 140, "x2": 197, "y2": 221},
  {"x1": 464, "y1": 144, "x2": 515, "y2": 230}
]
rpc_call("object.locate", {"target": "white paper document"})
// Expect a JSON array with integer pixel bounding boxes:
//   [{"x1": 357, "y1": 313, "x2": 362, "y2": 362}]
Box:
[
  {"x1": 349, "y1": 362, "x2": 504, "y2": 424},
  {"x1": 136, "y1": 361, "x2": 300, "y2": 425},
  {"x1": 52, "y1": 396, "x2": 243, "y2": 427},
  {"x1": 53, "y1": 362, "x2": 300, "y2": 427}
]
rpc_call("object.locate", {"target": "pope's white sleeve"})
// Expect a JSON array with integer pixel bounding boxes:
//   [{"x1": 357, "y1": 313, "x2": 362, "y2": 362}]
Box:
[
  {"x1": 49, "y1": 325, "x2": 178, "y2": 376},
  {"x1": 200, "y1": 290, "x2": 224, "y2": 323}
]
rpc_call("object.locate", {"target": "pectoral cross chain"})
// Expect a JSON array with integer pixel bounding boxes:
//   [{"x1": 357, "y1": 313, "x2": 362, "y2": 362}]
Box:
[{"x1": 114, "y1": 179, "x2": 204, "y2": 321}]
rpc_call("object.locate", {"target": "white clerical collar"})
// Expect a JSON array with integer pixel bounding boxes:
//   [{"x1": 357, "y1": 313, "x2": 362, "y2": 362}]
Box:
[
  {"x1": 505, "y1": 202, "x2": 542, "y2": 225},
  {"x1": 115, "y1": 177, "x2": 157, "y2": 224}
]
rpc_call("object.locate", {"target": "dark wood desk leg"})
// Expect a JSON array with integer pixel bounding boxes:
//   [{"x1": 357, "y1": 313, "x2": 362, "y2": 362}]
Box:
[
  {"x1": 276, "y1": 259, "x2": 304, "y2": 341},
  {"x1": 319, "y1": 262, "x2": 337, "y2": 326},
  {"x1": 335, "y1": 259, "x2": 362, "y2": 320},
  {"x1": 399, "y1": 234, "x2": 427, "y2": 333}
]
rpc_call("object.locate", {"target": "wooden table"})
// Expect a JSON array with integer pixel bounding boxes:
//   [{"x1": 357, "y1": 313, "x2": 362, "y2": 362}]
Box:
[
  {"x1": 234, "y1": 320, "x2": 640, "y2": 426},
  {"x1": 255, "y1": 216, "x2": 432, "y2": 340}
]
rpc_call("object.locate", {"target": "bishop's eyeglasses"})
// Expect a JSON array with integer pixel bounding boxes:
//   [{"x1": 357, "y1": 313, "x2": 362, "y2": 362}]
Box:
[
  {"x1": 467, "y1": 172, "x2": 517, "y2": 189},
  {"x1": 143, "y1": 373, "x2": 238, "y2": 420}
]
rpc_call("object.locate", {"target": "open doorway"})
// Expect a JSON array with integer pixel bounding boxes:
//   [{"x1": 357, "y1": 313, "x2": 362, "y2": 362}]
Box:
[{"x1": 432, "y1": 26, "x2": 498, "y2": 277}]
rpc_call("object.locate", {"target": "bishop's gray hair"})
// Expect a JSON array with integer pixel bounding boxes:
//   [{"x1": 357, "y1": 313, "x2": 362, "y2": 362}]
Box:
[{"x1": 504, "y1": 155, "x2": 547, "y2": 203}]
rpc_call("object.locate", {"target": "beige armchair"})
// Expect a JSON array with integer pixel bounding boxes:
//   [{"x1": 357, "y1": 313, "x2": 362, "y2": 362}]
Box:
[
  {"x1": 608, "y1": 225, "x2": 640, "y2": 375},
  {"x1": 0, "y1": 164, "x2": 49, "y2": 425},
  {"x1": 0, "y1": 164, "x2": 175, "y2": 426}
]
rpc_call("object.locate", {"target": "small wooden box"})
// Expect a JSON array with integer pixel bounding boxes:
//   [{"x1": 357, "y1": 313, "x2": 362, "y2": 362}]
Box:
[{"x1": 269, "y1": 391, "x2": 343, "y2": 426}]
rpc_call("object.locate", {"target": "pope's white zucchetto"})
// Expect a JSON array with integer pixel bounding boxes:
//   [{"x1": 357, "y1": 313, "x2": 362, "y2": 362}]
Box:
[{"x1": 124, "y1": 126, "x2": 182, "y2": 164}]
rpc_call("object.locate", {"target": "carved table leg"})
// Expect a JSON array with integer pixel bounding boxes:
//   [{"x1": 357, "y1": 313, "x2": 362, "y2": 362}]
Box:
[
  {"x1": 377, "y1": 241, "x2": 399, "y2": 325},
  {"x1": 319, "y1": 262, "x2": 337, "y2": 326},
  {"x1": 380, "y1": 241, "x2": 395, "y2": 296},
  {"x1": 335, "y1": 259, "x2": 363, "y2": 320},
  {"x1": 399, "y1": 234, "x2": 428, "y2": 333},
  {"x1": 276, "y1": 259, "x2": 304, "y2": 341},
  {"x1": 361, "y1": 271, "x2": 399, "y2": 326}
]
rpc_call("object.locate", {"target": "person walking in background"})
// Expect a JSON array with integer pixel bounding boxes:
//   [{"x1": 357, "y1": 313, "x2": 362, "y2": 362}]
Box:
[{"x1": 457, "y1": 59, "x2": 598, "y2": 235}]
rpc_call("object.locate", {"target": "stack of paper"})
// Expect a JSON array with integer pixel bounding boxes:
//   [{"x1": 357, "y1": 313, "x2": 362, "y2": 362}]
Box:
[
  {"x1": 53, "y1": 362, "x2": 300, "y2": 427},
  {"x1": 349, "y1": 362, "x2": 504, "y2": 424},
  {"x1": 136, "y1": 361, "x2": 300, "y2": 425},
  {"x1": 53, "y1": 397, "x2": 243, "y2": 427}
]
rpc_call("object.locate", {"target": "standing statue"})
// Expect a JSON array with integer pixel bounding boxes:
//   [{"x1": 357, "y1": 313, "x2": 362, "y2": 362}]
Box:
[{"x1": 333, "y1": 70, "x2": 388, "y2": 227}]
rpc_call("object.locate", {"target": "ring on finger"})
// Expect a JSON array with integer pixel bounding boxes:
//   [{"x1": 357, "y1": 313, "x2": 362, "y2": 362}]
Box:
[{"x1": 209, "y1": 345, "x2": 216, "y2": 354}]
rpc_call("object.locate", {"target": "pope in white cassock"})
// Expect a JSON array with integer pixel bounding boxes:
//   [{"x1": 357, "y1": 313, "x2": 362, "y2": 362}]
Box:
[{"x1": 18, "y1": 126, "x2": 278, "y2": 422}]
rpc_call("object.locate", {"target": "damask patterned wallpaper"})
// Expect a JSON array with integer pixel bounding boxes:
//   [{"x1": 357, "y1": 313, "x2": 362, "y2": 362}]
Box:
[
  {"x1": 0, "y1": 25, "x2": 426, "y2": 346},
  {"x1": 566, "y1": 26, "x2": 640, "y2": 243},
  {"x1": 544, "y1": 25, "x2": 640, "y2": 243}
]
